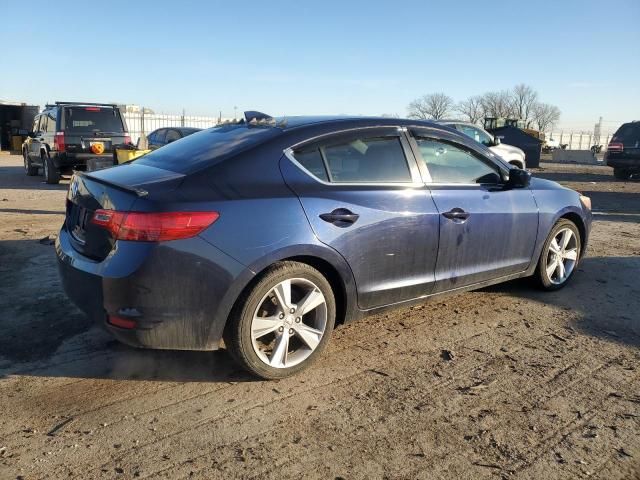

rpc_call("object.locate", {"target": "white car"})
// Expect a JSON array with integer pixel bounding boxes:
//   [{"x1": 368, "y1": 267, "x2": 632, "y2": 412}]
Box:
[{"x1": 439, "y1": 121, "x2": 527, "y2": 169}]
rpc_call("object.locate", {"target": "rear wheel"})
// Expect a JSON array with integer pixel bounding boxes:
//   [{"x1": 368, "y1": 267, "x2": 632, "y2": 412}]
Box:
[
  {"x1": 43, "y1": 153, "x2": 60, "y2": 184},
  {"x1": 534, "y1": 219, "x2": 581, "y2": 291},
  {"x1": 23, "y1": 150, "x2": 38, "y2": 176},
  {"x1": 613, "y1": 168, "x2": 630, "y2": 180},
  {"x1": 224, "y1": 261, "x2": 335, "y2": 379}
]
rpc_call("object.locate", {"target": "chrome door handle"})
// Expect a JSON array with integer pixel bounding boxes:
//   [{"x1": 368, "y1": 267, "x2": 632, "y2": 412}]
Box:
[
  {"x1": 319, "y1": 208, "x2": 360, "y2": 227},
  {"x1": 442, "y1": 208, "x2": 470, "y2": 222}
]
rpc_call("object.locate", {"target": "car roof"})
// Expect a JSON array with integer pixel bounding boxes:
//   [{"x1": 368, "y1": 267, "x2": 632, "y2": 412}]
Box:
[{"x1": 275, "y1": 115, "x2": 440, "y2": 131}]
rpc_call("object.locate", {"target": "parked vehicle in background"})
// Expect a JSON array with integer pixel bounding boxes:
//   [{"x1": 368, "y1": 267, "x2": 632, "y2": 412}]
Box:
[
  {"x1": 147, "y1": 127, "x2": 201, "y2": 150},
  {"x1": 57, "y1": 113, "x2": 591, "y2": 379},
  {"x1": 22, "y1": 102, "x2": 129, "y2": 184},
  {"x1": 438, "y1": 120, "x2": 526, "y2": 169},
  {"x1": 544, "y1": 137, "x2": 560, "y2": 151},
  {"x1": 605, "y1": 121, "x2": 640, "y2": 180}
]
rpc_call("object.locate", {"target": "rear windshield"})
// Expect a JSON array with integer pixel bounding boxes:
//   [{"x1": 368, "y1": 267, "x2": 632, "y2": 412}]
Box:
[
  {"x1": 614, "y1": 123, "x2": 640, "y2": 145},
  {"x1": 63, "y1": 107, "x2": 125, "y2": 134},
  {"x1": 135, "y1": 124, "x2": 281, "y2": 173}
]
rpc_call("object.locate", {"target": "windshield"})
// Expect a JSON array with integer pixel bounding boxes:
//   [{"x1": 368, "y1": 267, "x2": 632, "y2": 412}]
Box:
[
  {"x1": 135, "y1": 124, "x2": 281, "y2": 173},
  {"x1": 63, "y1": 107, "x2": 125, "y2": 134},
  {"x1": 457, "y1": 124, "x2": 493, "y2": 146}
]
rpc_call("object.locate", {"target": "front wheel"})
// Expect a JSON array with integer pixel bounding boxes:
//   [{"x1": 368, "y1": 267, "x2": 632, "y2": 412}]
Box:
[
  {"x1": 224, "y1": 261, "x2": 336, "y2": 379},
  {"x1": 534, "y1": 219, "x2": 581, "y2": 291}
]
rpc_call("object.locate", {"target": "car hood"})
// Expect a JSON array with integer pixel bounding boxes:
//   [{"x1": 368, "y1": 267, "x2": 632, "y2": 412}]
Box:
[
  {"x1": 493, "y1": 143, "x2": 525, "y2": 158},
  {"x1": 529, "y1": 176, "x2": 570, "y2": 191}
]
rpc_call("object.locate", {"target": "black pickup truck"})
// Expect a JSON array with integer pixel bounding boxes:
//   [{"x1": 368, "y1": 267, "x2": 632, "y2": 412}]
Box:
[{"x1": 22, "y1": 102, "x2": 130, "y2": 184}]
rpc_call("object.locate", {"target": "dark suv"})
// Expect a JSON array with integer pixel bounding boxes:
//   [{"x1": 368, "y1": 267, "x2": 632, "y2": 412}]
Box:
[
  {"x1": 22, "y1": 102, "x2": 130, "y2": 184},
  {"x1": 606, "y1": 121, "x2": 640, "y2": 180}
]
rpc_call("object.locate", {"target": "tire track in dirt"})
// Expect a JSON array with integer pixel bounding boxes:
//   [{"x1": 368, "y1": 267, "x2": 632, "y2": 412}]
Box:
[{"x1": 134, "y1": 333, "x2": 623, "y2": 479}]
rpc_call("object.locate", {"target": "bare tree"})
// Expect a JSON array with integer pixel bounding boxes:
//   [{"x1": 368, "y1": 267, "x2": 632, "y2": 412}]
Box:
[
  {"x1": 407, "y1": 93, "x2": 455, "y2": 120},
  {"x1": 480, "y1": 90, "x2": 515, "y2": 118},
  {"x1": 532, "y1": 103, "x2": 561, "y2": 132},
  {"x1": 455, "y1": 95, "x2": 485, "y2": 124},
  {"x1": 511, "y1": 84, "x2": 538, "y2": 127}
]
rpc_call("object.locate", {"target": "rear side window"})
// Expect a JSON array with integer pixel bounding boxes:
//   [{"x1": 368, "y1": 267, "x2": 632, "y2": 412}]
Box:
[
  {"x1": 136, "y1": 124, "x2": 281, "y2": 174},
  {"x1": 165, "y1": 129, "x2": 181, "y2": 143},
  {"x1": 614, "y1": 123, "x2": 640, "y2": 145},
  {"x1": 294, "y1": 136, "x2": 412, "y2": 183},
  {"x1": 62, "y1": 107, "x2": 125, "y2": 134},
  {"x1": 295, "y1": 149, "x2": 329, "y2": 181}
]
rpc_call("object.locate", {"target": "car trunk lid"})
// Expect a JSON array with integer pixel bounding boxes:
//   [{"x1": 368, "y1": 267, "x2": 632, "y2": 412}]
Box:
[{"x1": 65, "y1": 163, "x2": 185, "y2": 260}]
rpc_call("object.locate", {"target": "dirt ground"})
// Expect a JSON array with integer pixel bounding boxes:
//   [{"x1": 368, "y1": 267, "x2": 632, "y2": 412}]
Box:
[{"x1": 0, "y1": 154, "x2": 638, "y2": 480}]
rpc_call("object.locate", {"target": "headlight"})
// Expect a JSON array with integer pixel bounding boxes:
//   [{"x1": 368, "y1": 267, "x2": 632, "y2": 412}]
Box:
[{"x1": 579, "y1": 194, "x2": 591, "y2": 210}]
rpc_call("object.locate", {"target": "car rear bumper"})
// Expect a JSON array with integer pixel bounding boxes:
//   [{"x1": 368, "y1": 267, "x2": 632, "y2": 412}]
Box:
[
  {"x1": 56, "y1": 225, "x2": 251, "y2": 351},
  {"x1": 54, "y1": 152, "x2": 115, "y2": 169},
  {"x1": 605, "y1": 156, "x2": 640, "y2": 169}
]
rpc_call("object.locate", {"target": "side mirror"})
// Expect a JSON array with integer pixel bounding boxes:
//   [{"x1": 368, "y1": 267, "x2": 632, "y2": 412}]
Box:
[
  {"x1": 505, "y1": 167, "x2": 531, "y2": 188},
  {"x1": 492, "y1": 136, "x2": 501, "y2": 146}
]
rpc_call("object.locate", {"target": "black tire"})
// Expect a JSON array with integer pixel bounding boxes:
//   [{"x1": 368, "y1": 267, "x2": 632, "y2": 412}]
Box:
[
  {"x1": 43, "y1": 153, "x2": 60, "y2": 185},
  {"x1": 224, "y1": 261, "x2": 336, "y2": 380},
  {"x1": 24, "y1": 150, "x2": 38, "y2": 176},
  {"x1": 534, "y1": 219, "x2": 581, "y2": 291},
  {"x1": 613, "y1": 168, "x2": 630, "y2": 180}
]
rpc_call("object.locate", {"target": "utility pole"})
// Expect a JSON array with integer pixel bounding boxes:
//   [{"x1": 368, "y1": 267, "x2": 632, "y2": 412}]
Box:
[{"x1": 234, "y1": 106, "x2": 237, "y2": 120}]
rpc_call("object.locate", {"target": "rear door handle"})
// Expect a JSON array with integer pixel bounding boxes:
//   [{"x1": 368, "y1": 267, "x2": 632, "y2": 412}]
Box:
[
  {"x1": 442, "y1": 208, "x2": 470, "y2": 222},
  {"x1": 319, "y1": 208, "x2": 360, "y2": 226}
]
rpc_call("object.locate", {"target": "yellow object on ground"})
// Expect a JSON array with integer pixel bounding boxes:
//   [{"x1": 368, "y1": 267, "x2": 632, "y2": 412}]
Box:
[{"x1": 115, "y1": 148, "x2": 151, "y2": 164}]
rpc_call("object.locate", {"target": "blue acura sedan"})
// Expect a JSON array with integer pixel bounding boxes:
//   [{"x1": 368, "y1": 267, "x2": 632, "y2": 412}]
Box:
[{"x1": 57, "y1": 113, "x2": 592, "y2": 379}]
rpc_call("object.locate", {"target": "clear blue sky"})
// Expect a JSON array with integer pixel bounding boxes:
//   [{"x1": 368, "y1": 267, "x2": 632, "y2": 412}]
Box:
[{"x1": 1, "y1": 0, "x2": 638, "y2": 132}]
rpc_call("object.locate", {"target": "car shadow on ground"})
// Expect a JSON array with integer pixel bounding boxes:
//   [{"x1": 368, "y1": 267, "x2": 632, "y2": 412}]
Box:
[
  {"x1": 0, "y1": 165, "x2": 69, "y2": 190},
  {"x1": 482, "y1": 256, "x2": 640, "y2": 349},
  {"x1": 1, "y1": 249, "x2": 637, "y2": 384}
]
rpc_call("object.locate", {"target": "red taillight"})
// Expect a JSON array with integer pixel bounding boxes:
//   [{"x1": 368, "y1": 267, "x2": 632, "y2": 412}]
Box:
[
  {"x1": 85, "y1": 107, "x2": 101, "y2": 111},
  {"x1": 91, "y1": 210, "x2": 219, "y2": 242},
  {"x1": 54, "y1": 132, "x2": 65, "y2": 152},
  {"x1": 107, "y1": 315, "x2": 137, "y2": 329},
  {"x1": 607, "y1": 141, "x2": 623, "y2": 152}
]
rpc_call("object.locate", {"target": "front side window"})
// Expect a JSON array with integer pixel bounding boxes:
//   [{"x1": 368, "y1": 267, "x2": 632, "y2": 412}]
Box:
[
  {"x1": 416, "y1": 138, "x2": 498, "y2": 184},
  {"x1": 295, "y1": 136, "x2": 412, "y2": 183},
  {"x1": 40, "y1": 115, "x2": 49, "y2": 133},
  {"x1": 32, "y1": 117, "x2": 41, "y2": 133}
]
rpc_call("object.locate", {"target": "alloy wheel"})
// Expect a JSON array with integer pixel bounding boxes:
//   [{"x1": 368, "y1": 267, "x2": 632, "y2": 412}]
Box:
[
  {"x1": 545, "y1": 228, "x2": 578, "y2": 285},
  {"x1": 251, "y1": 278, "x2": 327, "y2": 369}
]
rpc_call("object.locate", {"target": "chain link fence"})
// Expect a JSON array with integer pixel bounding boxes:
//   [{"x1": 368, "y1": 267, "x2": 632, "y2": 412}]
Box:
[
  {"x1": 544, "y1": 131, "x2": 614, "y2": 151},
  {"x1": 123, "y1": 111, "x2": 224, "y2": 145}
]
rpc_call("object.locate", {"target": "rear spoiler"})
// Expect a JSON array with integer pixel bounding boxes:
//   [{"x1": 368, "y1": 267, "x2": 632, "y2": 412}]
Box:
[{"x1": 79, "y1": 171, "x2": 149, "y2": 197}]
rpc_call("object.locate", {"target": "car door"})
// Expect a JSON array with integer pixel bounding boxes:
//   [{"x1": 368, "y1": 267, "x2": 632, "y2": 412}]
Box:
[
  {"x1": 29, "y1": 115, "x2": 45, "y2": 164},
  {"x1": 25, "y1": 116, "x2": 41, "y2": 162},
  {"x1": 281, "y1": 127, "x2": 440, "y2": 309},
  {"x1": 408, "y1": 127, "x2": 539, "y2": 293}
]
